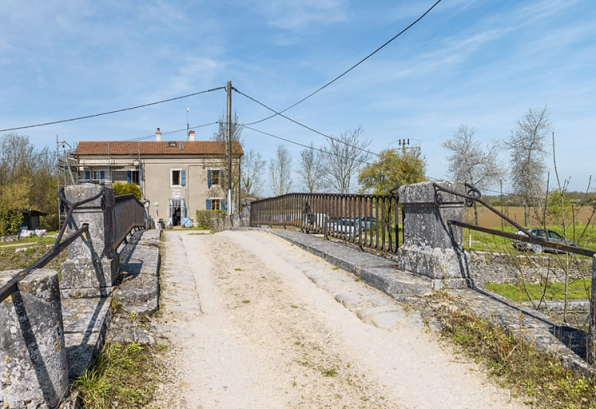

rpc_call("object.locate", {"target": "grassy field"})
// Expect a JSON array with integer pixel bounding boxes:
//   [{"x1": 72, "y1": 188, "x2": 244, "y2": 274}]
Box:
[
  {"x1": 462, "y1": 224, "x2": 596, "y2": 254},
  {"x1": 485, "y1": 280, "x2": 591, "y2": 301},
  {"x1": 0, "y1": 232, "x2": 64, "y2": 271}
]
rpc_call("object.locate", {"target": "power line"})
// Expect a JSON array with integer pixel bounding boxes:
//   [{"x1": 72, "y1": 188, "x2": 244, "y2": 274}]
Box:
[
  {"x1": 125, "y1": 121, "x2": 219, "y2": 141},
  {"x1": 244, "y1": 0, "x2": 442, "y2": 126},
  {"x1": 234, "y1": 88, "x2": 380, "y2": 158},
  {"x1": 0, "y1": 87, "x2": 226, "y2": 133},
  {"x1": 243, "y1": 125, "x2": 373, "y2": 166}
]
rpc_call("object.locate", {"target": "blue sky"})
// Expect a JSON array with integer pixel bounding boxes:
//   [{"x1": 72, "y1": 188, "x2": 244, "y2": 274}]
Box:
[{"x1": 1, "y1": 0, "x2": 594, "y2": 195}]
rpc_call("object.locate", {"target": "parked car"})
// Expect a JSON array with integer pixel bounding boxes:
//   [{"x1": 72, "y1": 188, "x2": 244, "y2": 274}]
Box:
[
  {"x1": 356, "y1": 216, "x2": 377, "y2": 231},
  {"x1": 333, "y1": 218, "x2": 361, "y2": 237},
  {"x1": 512, "y1": 228, "x2": 578, "y2": 254}
]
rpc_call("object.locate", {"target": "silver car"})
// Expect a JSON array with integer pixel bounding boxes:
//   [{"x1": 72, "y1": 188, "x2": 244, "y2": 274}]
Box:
[{"x1": 512, "y1": 228, "x2": 578, "y2": 254}]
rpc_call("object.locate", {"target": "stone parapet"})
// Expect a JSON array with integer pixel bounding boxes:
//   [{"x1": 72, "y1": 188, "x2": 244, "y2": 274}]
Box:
[
  {"x1": 397, "y1": 181, "x2": 471, "y2": 288},
  {"x1": 0, "y1": 269, "x2": 69, "y2": 408},
  {"x1": 61, "y1": 184, "x2": 120, "y2": 298}
]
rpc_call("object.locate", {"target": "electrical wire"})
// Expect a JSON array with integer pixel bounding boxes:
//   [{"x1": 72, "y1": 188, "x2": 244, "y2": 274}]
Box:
[
  {"x1": 243, "y1": 125, "x2": 373, "y2": 166},
  {"x1": 125, "y1": 121, "x2": 219, "y2": 141},
  {"x1": 244, "y1": 0, "x2": 442, "y2": 126},
  {"x1": 234, "y1": 88, "x2": 380, "y2": 158},
  {"x1": 0, "y1": 87, "x2": 226, "y2": 133}
]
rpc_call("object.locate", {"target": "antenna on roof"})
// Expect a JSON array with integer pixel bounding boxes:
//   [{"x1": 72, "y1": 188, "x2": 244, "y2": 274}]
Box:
[{"x1": 186, "y1": 108, "x2": 190, "y2": 131}]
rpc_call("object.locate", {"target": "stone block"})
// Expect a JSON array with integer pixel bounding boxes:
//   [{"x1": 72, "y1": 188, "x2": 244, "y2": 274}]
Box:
[
  {"x1": 0, "y1": 269, "x2": 69, "y2": 408},
  {"x1": 61, "y1": 255, "x2": 120, "y2": 297},
  {"x1": 397, "y1": 244, "x2": 470, "y2": 282},
  {"x1": 399, "y1": 181, "x2": 466, "y2": 250}
]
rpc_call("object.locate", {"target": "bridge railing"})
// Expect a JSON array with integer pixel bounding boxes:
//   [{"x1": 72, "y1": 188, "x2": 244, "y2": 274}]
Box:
[
  {"x1": 0, "y1": 186, "x2": 106, "y2": 303},
  {"x1": 432, "y1": 182, "x2": 596, "y2": 366},
  {"x1": 250, "y1": 192, "x2": 400, "y2": 253},
  {"x1": 114, "y1": 194, "x2": 145, "y2": 249},
  {"x1": 0, "y1": 184, "x2": 150, "y2": 407}
]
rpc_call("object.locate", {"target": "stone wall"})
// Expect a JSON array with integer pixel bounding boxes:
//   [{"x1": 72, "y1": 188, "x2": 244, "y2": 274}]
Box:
[{"x1": 469, "y1": 251, "x2": 590, "y2": 286}]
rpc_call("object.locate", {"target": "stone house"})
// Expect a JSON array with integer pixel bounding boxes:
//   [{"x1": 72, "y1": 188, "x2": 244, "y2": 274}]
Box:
[{"x1": 71, "y1": 128, "x2": 243, "y2": 226}]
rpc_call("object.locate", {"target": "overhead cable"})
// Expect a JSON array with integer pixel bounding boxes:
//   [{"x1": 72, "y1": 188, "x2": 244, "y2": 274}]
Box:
[
  {"x1": 244, "y1": 0, "x2": 442, "y2": 126},
  {"x1": 243, "y1": 125, "x2": 373, "y2": 166},
  {"x1": 235, "y1": 88, "x2": 379, "y2": 158},
  {"x1": 0, "y1": 87, "x2": 226, "y2": 133},
  {"x1": 125, "y1": 121, "x2": 219, "y2": 141}
]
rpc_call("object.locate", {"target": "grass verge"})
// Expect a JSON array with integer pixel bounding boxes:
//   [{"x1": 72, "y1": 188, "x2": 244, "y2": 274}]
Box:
[
  {"x1": 433, "y1": 296, "x2": 596, "y2": 408},
  {"x1": 74, "y1": 342, "x2": 160, "y2": 408}
]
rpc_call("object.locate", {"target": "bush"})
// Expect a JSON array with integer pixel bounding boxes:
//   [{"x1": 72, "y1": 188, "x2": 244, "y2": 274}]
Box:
[
  {"x1": 111, "y1": 182, "x2": 142, "y2": 200},
  {"x1": 195, "y1": 210, "x2": 225, "y2": 230},
  {"x1": 0, "y1": 205, "x2": 23, "y2": 236}
]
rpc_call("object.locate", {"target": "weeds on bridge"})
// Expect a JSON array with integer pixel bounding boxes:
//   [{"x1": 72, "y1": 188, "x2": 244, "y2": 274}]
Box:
[
  {"x1": 74, "y1": 342, "x2": 159, "y2": 408},
  {"x1": 435, "y1": 301, "x2": 596, "y2": 408}
]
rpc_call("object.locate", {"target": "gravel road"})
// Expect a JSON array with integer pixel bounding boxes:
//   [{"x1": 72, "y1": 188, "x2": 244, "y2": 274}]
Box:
[{"x1": 151, "y1": 230, "x2": 524, "y2": 409}]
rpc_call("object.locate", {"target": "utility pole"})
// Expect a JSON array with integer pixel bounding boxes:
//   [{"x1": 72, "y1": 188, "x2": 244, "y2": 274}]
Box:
[{"x1": 226, "y1": 81, "x2": 233, "y2": 216}]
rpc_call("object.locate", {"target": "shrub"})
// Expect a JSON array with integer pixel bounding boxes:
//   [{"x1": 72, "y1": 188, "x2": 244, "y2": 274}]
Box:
[
  {"x1": 195, "y1": 210, "x2": 225, "y2": 230},
  {"x1": 0, "y1": 205, "x2": 23, "y2": 236},
  {"x1": 111, "y1": 182, "x2": 142, "y2": 200}
]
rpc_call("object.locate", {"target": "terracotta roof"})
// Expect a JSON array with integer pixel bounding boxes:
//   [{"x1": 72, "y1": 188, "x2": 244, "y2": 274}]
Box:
[{"x1": 74, "y1": 141, "x2": 243, "y2": 156}]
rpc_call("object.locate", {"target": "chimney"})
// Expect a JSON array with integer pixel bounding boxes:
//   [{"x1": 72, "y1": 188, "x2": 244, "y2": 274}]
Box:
[
  {"x1": 188, "y1": 130, "x2": 195, "y2": 141},
  {"x1": 155, "y1": 127, "x2": 162, "y2": 141}
]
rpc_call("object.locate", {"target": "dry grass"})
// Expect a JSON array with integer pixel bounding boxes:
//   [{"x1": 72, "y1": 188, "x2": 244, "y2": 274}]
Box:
[{"x1": 430, "y1": 293, "x2": 596, "y2": 408}]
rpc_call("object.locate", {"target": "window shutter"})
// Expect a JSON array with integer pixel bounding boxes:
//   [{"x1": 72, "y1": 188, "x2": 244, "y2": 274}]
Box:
[
  {"x1": 207, "y1": 170, "x2": 212, "y2": 187},
  {"x1": 85, "y1": 170, "x2": 90, "y2": 180},
  {"x1": 221, "y1": 199, "x2": 226, "y2": 211},
  {"x1": 181, "y1": 170, "x2": 186, "y2": 186},
  {"x1": 100, "y1": 170, "x2": 105, "y2": 180},
  {"x1": 221, "y1": 170, "x2": 225, "y2": 185},
  {"x1": 206, "y1": 199, "x2": 212, "y2": 210},
  {"x1": 127, "y1": 170, "x2": 132, "y2": 183},
  {"x1": 138, "y1": 169, "x2": 143, "y2": 184}
]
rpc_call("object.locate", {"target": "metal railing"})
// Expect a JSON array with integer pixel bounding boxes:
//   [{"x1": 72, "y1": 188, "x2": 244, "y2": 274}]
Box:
[
  {"x1": 250, "y1": 192, "x2": 401, "y2": 253},
  {"x1": 433, "y1": 182, "x2": 596, "y2": 258},
  {"x1": 0, "y1": 186, "x2": 106, "y2": 303},
  {"x1": 113, "y1": 194, "x2": 145, "y2": 249}
]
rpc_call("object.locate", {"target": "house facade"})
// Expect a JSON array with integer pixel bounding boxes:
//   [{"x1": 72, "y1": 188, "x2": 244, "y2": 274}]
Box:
[{"x1": 71, "y1": 128, "x2": 243, "y2": 226}]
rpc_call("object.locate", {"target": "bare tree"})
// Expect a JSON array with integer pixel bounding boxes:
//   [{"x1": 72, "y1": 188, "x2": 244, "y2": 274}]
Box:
[
  {"x1": 241, "y1": 150, "x2": 266, "y2": 198},
  {"x1": 506, "y1": 106, "x2": 552, "y2": 225},
  {"x1": 297, "y1": 143, "x2": 327, "y2": 193},
  {"x1": 442, "y1": 124, "x2": 504, "y2": 224},
  {"x1": 269, "y1": 144, "x2": 293, "y2": 196},
  {"x1": 212, "y1": 112, "x2": 244, "y2": 143},
  {"x1": 321, "y1": 127, "x2": 371, "y2": 194}
]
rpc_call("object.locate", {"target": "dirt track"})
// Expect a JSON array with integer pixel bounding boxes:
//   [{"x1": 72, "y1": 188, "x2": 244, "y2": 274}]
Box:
[{"x1": 151, "y1": 230, "x2": 524, "y2": 409}]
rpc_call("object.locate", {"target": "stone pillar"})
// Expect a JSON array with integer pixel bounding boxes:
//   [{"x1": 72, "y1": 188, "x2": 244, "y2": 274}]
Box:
[
  {"x1": 61, "y1": 184, "x2": 120, "y2": 298},
  {"x1": 0, "y1": 269, "x2": 69, "y2": 408},
  {"x1": 589, "y1": 255, "x2": 596, "y2": 366},
  {"x1": 397, "y1": 181, "x2": 471, "y2": 289}
]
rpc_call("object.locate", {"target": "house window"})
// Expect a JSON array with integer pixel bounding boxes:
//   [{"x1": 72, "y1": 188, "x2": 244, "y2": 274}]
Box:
[
  {"x1": 206, "y1": 198, "x2": 226, "y2": 211},
  {"x1": 212, "y1": 170, "x2": 221, "y2": 185},
  {"x1": 171, "y1": 169, "x2": 186, "y2": 186},
  {"x1": 93, "y1": 171, "x2": 105, "y2": 180},
  {"x1": 208, "y1": 169, "x2": 223, "y2": 187},
  {"x1": 127, "y1": 170, "x2": 140, "y2": 184}
]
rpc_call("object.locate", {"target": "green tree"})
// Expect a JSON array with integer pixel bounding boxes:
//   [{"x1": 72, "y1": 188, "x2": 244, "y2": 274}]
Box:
[
  {"x1": 0, "y1": 205, "x2": 23, "y2": 236},
  {"x1": 0, "y1": 133, "x2": 59, "y2": 231},
  {"x1": 358, "y1": 148, "x2": 426, "y2": 195},
  {"x1": 111, "y1": 182, "x2": 143, "y2": 200}
]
